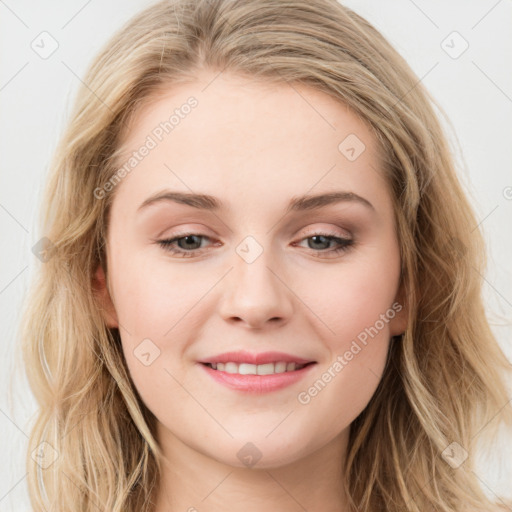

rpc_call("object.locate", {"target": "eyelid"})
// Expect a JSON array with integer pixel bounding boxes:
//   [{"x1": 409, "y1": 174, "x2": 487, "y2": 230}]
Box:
[
  {"x1": 158, "y1": 224, "x2": 352, "y2": 244},
  {"x1": 298, "y1": 225, "x2": 352, "y2": 239},
  {"x1": 156, "y1": 224, "x2": 215, "y2": 239},
  {"x1": 156, "y1": 226, "x2": 355, "y2": 260}
]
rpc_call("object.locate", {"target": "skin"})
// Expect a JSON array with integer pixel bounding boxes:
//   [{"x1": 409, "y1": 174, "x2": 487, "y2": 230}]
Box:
[{"x1": 93, "y1": 69, "x2": 407, "y2": 511}]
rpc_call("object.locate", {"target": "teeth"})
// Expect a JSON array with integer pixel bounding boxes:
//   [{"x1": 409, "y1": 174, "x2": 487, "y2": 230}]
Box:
[
  {"x1": 275, "y1": 362, "x2": 287, "y2": 373},
  {"x1": 207, "y1": 361, "x2": 307, "y2": 375},
  {"x1": 256, "y1": 363, "x2": 274, "y2": 375},
  {"x1": 225, "y1": 362, "x2": 237, "y2": 373}
]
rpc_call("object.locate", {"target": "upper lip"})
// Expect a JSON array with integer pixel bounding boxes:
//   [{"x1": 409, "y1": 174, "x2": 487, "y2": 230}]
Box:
[{"x1": 198, "y1": 350, "x2": 316, "y2": 365}]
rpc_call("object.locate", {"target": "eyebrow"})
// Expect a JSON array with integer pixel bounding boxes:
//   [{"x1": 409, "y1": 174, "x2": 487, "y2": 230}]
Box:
[{"x1": 137, "y1": 190, "x2": 375, "y2": 213}]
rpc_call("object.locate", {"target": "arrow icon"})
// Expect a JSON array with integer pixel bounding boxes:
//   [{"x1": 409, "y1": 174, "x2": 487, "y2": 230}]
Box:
[
  {"x1": 338, "y1": 134, "x2": 365, "y2": 161},
  {"x1": 237, "y1": 441, "x2": 263, "y2": 467},
  {"x1": 134, "y1": 338, "x2": 161, "y2": 365},
  {"x1": 441, "y1": 441, "x2": 468, "y2": 468},
  {"x1": 440, "y1": 31, "x2": 469, "y2": 59}
]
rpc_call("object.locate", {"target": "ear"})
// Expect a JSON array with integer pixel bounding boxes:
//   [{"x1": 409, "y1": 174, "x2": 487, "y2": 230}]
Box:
[
  {"x1": 388, "y1": 280, "x2": 408, "y2": 337},
  {"x1": 92, "y1": 264, "x2": 119, "y2": 329}
]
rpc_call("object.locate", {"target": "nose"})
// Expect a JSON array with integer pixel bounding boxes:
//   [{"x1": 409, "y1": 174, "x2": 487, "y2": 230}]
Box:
[{"x1": 218, "y1": 246, "x2": 294, "y2": 330}]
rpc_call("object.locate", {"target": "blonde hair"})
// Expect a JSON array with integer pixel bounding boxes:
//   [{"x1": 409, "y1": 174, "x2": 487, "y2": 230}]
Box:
[{"x1": 20, "y1": 0, "x2": 512, "y2": 510}]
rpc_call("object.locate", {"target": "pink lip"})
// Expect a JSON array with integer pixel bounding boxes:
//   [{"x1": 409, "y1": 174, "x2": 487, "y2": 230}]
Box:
[
  {"x1": 198, "y1": 361, "x2": 317, "y2": 394},
  {"x1": 198, "y1": 350, "x2": 315, "y2": 365}
]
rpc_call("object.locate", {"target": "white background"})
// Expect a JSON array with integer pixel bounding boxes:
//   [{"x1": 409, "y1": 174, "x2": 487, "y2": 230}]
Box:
[{"x1": 1, "y1": 0, "x2": 511, "y2": 510}]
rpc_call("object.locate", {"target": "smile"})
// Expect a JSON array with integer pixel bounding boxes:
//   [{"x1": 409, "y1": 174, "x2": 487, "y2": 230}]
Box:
[
  {"x1": 199, "y1": 361, "x2": 317, "y2": 393},
  {"x1": 204, "y1": 361, "x2": 312, "y2": 374}
]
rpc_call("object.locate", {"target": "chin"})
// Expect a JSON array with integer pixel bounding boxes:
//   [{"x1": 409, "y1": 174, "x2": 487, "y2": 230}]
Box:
[{"x1": 207, "y1": 436, "x2": 312, "y2": 470}]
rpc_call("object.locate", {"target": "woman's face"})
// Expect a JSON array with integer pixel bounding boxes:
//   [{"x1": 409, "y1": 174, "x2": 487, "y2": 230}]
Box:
[{"x1": 95, "y1": 70, "x2": 407, "y2": 469}]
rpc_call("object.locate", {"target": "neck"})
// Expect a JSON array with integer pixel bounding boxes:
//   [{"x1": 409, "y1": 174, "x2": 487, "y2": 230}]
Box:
[{"x1": 152, "y1": 426, "x2": 350, "y2": 512}]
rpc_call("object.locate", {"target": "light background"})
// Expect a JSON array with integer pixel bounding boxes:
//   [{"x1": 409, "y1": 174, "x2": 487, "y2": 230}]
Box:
[{"x1": 1, "y1": 0, "x2": 511, "y2": 509}]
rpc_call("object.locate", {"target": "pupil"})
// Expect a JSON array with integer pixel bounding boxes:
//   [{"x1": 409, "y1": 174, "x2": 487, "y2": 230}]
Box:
[
  {"x1": 310, "y1": 235, "x2": 329, "y2": 250},
  {"x1": 181, "y1": 235, "x2": 201, "y2": 249}
]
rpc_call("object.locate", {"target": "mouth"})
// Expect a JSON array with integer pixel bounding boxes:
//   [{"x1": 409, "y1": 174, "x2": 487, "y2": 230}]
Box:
[
  {"x1": 199, "y1": 360, "x2": 317, "y2": 393},
  {"x1": 201, "y1": 361, "x2": 316, "y2": 375},
  {"x1": 197, "y1": 350, "x2": 317, "y2": 392}
]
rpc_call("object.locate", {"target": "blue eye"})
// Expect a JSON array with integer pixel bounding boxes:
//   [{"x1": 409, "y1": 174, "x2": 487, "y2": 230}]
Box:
[
  {"x1": 157, "y1": 232, "x2": 354, "y2": 258},
  {"x1": 297, "y1": 234, "x2": 353, "y2": 254},
  {"x1": 157, "y1": 234, "x2": 209, "y2": 258}
]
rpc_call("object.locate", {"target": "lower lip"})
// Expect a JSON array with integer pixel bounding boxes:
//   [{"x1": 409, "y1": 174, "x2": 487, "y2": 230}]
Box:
[{"x1": 198, "y1": 362, "x2": 317, "y2": 393}]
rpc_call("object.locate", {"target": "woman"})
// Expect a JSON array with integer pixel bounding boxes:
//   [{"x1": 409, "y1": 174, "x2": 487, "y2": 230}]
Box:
[{"x1": 20, "y1": 0, "x2": 512, "y2": 510}]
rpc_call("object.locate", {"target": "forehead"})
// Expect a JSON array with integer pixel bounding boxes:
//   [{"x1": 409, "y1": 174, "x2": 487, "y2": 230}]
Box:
[{"x1": 111, "y1": 70, "x2": 389, "y2": 217}]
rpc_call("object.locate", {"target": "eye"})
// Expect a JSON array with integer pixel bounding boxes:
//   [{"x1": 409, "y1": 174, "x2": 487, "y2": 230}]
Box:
[
  {"x1": 156, "y1": 231, "x2": 354, "y2": 258},
  {"x1": 157, "y1": 234, "x2": 213, "y2": 258},
  {"x1": 294, "y1": 233, "x2": 354, "y2": 257}
]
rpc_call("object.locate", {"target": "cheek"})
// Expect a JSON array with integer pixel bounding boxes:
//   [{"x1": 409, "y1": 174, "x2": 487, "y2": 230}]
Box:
[
  {"x1": 112, "y1": 250, "x2": 203, "y2": 336},
  {"x1": 293, "y1": 249, "x2": 399, "y2": 406},
  {"x1": 303, "y1": 250, "x2": 400, "y2": 349},
  {"x1": 110, "y1": 253, "x2": 204, "y2": 400},
  {"x1": 288, "y1": 261, "x2": 398, "y2": 447}
]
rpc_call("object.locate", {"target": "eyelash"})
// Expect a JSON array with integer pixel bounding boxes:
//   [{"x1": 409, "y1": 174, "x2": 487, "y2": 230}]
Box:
[{"x1": 156, "y1": 231, "x2": 354, "y2": 258}]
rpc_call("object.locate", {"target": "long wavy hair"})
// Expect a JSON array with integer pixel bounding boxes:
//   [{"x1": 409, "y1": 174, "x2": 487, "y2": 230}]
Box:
[{"x1": 20, "y1": 0, "x2": 512, "y2": 510}]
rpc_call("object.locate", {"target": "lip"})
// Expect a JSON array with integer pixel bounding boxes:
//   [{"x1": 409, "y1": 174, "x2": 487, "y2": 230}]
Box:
[
  {"x1": 197, "y1": 350, "x2": 315, "y2": 365},
  {"x1": 197, "y1": 360, "x2": 317, "y2": 394}
]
